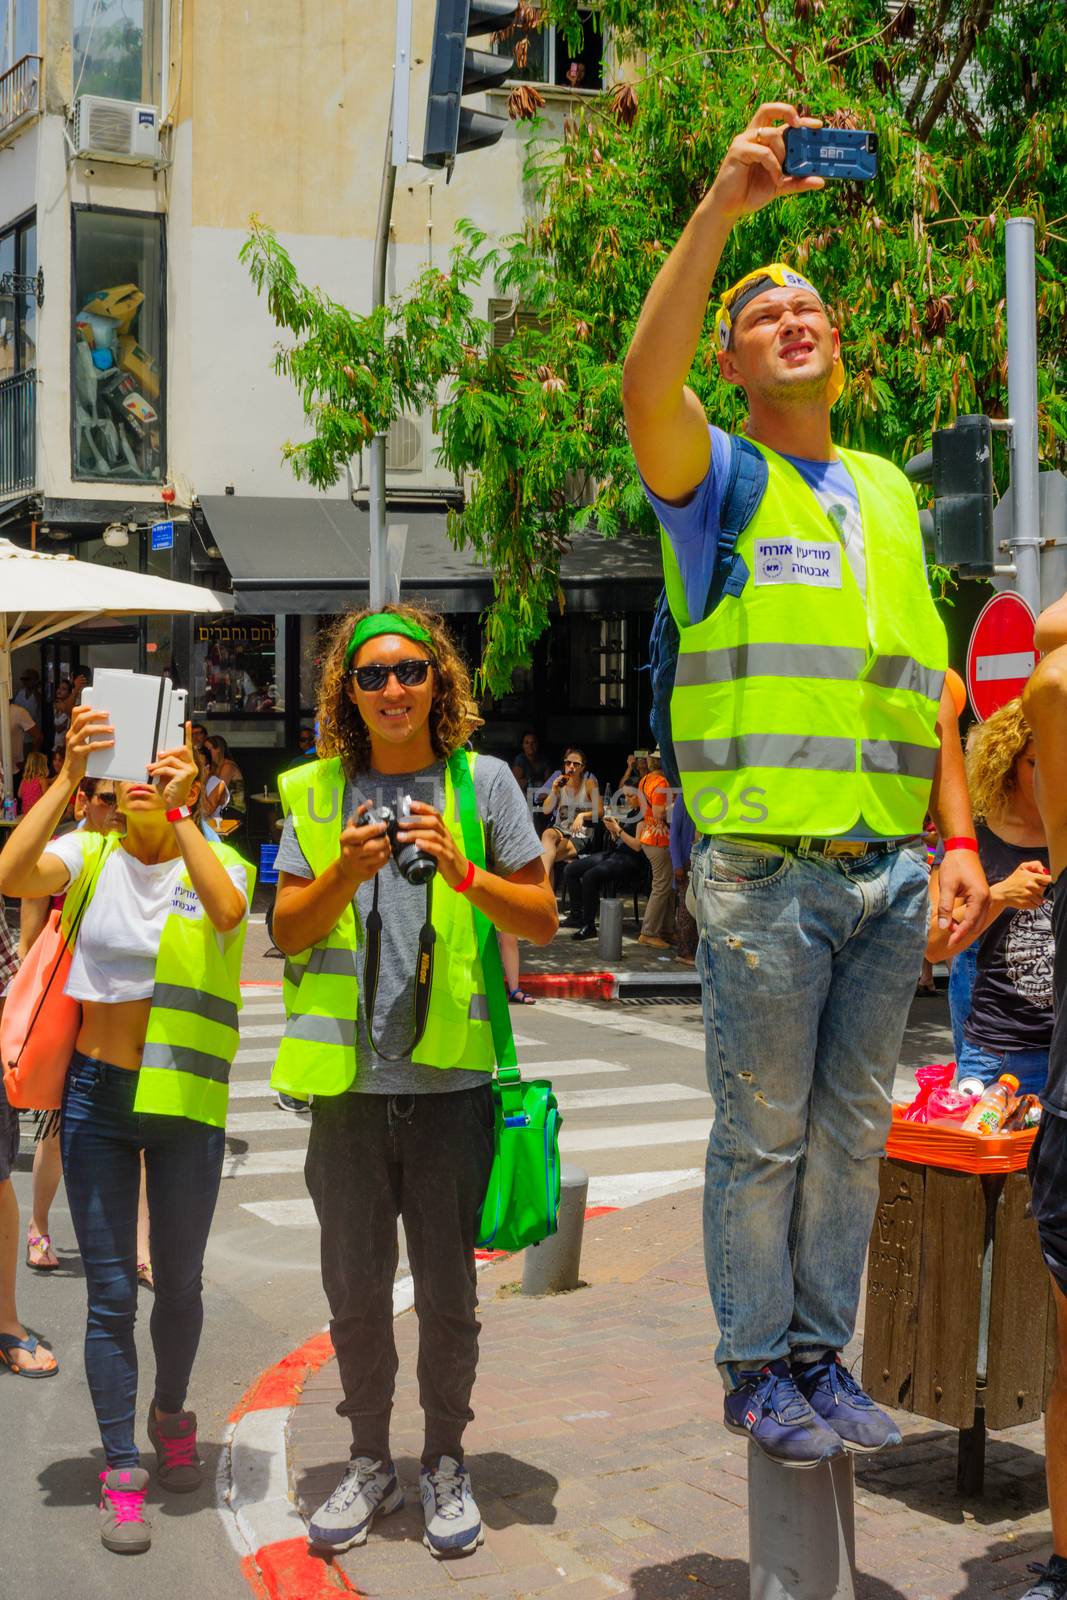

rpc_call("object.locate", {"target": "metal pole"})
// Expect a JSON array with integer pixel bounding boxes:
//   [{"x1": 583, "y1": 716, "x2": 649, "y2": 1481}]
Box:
[
  {"x1": 522, "y1": 1166, "x2": 589, "y2": 1295},
  {"x1": 368, "y1": 0, "x2": 413, "y2": 610},
  {"x1": 748, "y1": 1447, "x2": 857, "y2": 1600},
  {"x1": 0, "y1": 613, "x2": 15, "y2": 807},
  {"x1": 1005, "y1": 218, "x2": 1042, "y2": 616}
]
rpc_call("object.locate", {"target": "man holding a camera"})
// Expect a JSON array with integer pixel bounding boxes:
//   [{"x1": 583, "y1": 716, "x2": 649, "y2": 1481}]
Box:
[
  {"x1": 270, "y1": 605, "x2": 556, "y2": 1561},
  {"x1": 623, "y1": 102, "x2": 987, "y2": 1467}
]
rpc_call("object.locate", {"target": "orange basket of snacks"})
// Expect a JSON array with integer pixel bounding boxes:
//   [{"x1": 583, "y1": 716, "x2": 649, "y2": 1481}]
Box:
[{"x1": 887, "y1": 1062, "x2": 1041, "y2": 1175}]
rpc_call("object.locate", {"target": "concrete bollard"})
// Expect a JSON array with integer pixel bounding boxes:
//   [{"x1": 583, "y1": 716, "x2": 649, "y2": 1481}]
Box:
[
  {"x1": 748, "y1": 1444, "x2": 857, "y2": 1600},
  {"x1": 598, "y1": 898, "x2": 623, "y2": 963},
  {"x1": 521, "y1": 1165, "x2": 589, "y2": 1296}
]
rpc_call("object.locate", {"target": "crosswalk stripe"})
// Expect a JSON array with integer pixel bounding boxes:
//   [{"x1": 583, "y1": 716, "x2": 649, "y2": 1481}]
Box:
[
  {"x1": 536, "y1": 997, "x2": 706, "y2": 1053},
  {"x1": 236, "y1": 1023, "x2": 291, "y2": 1038},
  {"x1": 561, "y1": 1117, "x2": 712, "y2": 1153},
  {"x1": 228, "y1": 1110, "x2": 311, "y2": 1134},
  {"x1": 233, "y1": 1049, "x2": 281, "y2": 1065},
  {"x1": 242, "y1": 1198, "x2": 316, "y2": 1226},
  {"x1": 224, "y1": 1149, "x2": 306, "y2": 1179}
]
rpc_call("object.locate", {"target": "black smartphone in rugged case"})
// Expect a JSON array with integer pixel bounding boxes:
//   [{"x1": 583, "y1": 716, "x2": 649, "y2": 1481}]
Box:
[{"x1": 783, "y1": 127, "x2": 878, "y2": 182}]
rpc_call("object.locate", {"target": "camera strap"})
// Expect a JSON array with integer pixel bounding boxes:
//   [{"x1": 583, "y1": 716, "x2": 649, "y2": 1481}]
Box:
[{"x1": 362, "y1": 870, "x2": 436, "y2": 1061}]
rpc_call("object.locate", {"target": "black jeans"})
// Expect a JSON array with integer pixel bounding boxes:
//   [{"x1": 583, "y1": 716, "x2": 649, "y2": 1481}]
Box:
[
  {"x1": 304, "y1": 1084, "x2": 496, "y2": 1466},
  {"x1": 564, "y1": 848, "x2": 645, "y2": 925},
  {"x1": 61, "y1": 1053, "x2": 225, "y2": 1467}
]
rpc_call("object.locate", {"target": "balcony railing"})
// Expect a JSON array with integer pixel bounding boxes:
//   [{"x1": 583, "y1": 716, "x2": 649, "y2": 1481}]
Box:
[
  {"x1": 0, "y1": 371, "x2": 37, "y2": 497},
  {"x1": 0, "y1": 54, "x2": 42, "y2": 140}
]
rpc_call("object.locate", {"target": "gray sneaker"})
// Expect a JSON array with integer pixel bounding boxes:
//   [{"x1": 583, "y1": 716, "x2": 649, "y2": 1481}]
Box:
[
  {"x1": 98, "y1": 1467, "x2": 152, "y2": 1554},
  {"x1": 147, "y1": 1407, "x2": 202, "y2": 1492},
  {"x1": 420, "y1": 1456, "x2": 483, "y2": 1557},
  {"x1": 306, "y1": 1457, "x2": 403, "y2": 1552}
]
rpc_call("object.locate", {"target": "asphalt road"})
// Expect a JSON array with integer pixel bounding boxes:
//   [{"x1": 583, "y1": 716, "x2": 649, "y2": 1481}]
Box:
[{"x1": 3, "y1": 981, "x2": 953, "y2": 1599}]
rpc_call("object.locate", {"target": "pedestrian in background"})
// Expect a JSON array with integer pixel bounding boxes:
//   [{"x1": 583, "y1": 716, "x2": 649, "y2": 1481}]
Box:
[
  {"x1": 636, "y1": 750, "x2": 674, "y2": 949},
  {"x1": 0, "y1": 704, "x2": 251, "y2": 1554},
  {"x1": 562, "y1": 806, "x2": 648, "y2": 940},
  {"x1": 624, "y1": 100, "x2": 986, "y2": 1468},
  {"x1": 926, "y1": 697, "x2": 1053, "y2": 1095},
  {"x1": 270, "y1": 603, "x2": 554, "y2": 1562},
  {"x1": 540, "y1": 748, "x2": 601, "y2": 881},
  {"x1": 671, "y1": 798, "x2": 698, "y2": 963},
  {"x1": 17, "y1": 751, "x2": 51, "y2": 815}
]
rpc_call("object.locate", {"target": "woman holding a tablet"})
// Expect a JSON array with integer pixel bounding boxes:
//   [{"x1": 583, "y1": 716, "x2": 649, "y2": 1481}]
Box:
[{"x1": 0, "y1": 703, "x2": 252, "y2": 1556}]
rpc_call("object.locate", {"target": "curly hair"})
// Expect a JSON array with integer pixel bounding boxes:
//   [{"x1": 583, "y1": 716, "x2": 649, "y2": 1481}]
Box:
[
  {"x1": 315, "y1": 603, "x2": 482, "y2": 776},
  {"x1": 965, "y1": 697, "x2": 1034, "y2": 822}
]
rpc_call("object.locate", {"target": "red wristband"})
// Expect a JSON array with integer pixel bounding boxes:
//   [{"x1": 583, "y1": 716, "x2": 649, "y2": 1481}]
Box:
[
  {"x1": 166, "y1": 804, "x2": 193, "y2": 824},
  {"x1": 453, "y1": 860, "x2": 476, "y2": 894},
  {"x1": 943, "y1": 836, "x2": 979, "y2": 853}
]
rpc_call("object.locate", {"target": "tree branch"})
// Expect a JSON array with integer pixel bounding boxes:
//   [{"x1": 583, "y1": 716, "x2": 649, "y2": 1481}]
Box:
[
  {"x1": 905, "y1": 0, "x2": 953, "y2": 126},
  {"x1": 755, "y1": 0, "x2": 803, "y2": 86},
  {"x1": 914, "y1": 0, "x2": 996, "y2": 142}
]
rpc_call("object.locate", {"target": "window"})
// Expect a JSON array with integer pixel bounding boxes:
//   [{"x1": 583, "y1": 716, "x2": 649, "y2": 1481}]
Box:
[
  {"x1": 0, "y1": 212, "x2": 35, "y2": 379},
  {"x1": 72, "y1": 0, "x2": 163, "y2": 106},
  {"x1": 493, "y1": 10, "x2": 603, "y2": 91},
  {"x1": 72, "y1": 207, "x2": 165, "y2": 483},
  {"x1": 0, "y1": 0, "x2": 37, "y2": 69},
  {"x1": 193, "y1": 617, "x2": 279, "y2": 716}
]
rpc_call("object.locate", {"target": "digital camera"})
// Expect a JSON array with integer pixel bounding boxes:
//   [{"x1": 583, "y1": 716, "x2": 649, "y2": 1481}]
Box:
[{"x1": 367, "y1": 796, "x2": 437, "y2": 886}]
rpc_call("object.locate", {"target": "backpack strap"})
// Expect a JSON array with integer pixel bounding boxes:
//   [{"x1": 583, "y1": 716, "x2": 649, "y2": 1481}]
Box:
[
  {"x1": 446, "y1": 750, "x2": 518, "y2": 1073},
  {"x1": 703, "y1": 434, "x2": 768, "y2": 616}
]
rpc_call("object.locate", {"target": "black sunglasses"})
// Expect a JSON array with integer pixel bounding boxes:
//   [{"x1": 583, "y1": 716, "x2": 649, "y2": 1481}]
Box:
[
  {"x1": 95, "y1": 791, "x2": 118, "y2": 806},
  {"x1": 351, "y1": 658, "x2": 432, "y2": 692}
]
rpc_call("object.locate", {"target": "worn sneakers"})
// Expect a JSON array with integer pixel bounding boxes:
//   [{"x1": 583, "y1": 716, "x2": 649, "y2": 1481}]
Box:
[
  {"x1": 723, "y1": 1361, "x2": 844, "y2": 1468},
  {"x1": 99, "y1": 1467, "x2": 152, "y2": 1554},
  {"x1": 1020, "y1": 1555, "x2": 1067, "y2": 1599},
  {"x1": 147, "y1": 1407, "x2": 202, "y2": 1491},
  {"x1": 420, "y1": 1456, "x2": 484, "y2": 1557},
  {"x1": 307, "y1": 1457, "x2": 403, "y2": 1552},
  {"x1": 793, "y1": 1357, "x2": 903, "y2": 1453}
]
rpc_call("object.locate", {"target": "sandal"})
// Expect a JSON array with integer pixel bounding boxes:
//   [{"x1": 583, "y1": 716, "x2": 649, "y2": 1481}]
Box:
[
  {"x1": 26, "y1": 1230, "x2": 60, "y2": 1271},
  {"x1": 137, "y1": 1261, "x2": 155, "y2": 1291},
  {"x1": 508, "y1": 987, "x2": 536, "y2": 1006},
  {"x1": 0, "y1": 1331, "x2": 59, "y2": 1378}
]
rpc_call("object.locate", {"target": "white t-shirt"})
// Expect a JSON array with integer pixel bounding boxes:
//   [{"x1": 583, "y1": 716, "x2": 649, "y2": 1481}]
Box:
[
  {"x1": 43, "y1": 833, "x2": 248, "y2": 1004},
  {"x1": 6, "y1": 703, "x2": 36, "y2": 767}
]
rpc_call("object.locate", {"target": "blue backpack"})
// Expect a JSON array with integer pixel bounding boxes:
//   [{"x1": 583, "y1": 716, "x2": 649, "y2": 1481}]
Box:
[{"x1": 648, "y1": 434, "x2": 768, "y2": 787}]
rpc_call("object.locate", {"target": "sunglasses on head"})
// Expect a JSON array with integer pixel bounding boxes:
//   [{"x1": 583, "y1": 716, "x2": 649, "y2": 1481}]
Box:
[{"x1": 351, "y1": 658, "x2": 432, "y2": 692}]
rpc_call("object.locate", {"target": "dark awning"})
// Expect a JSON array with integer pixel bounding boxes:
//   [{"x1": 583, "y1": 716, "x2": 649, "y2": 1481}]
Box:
[{"x1": 198, "y1": 495, "x2": 663, "y2": 615}]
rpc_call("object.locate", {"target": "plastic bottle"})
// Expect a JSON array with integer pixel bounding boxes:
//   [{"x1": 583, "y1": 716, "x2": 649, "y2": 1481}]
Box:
[{"x1": 960, "y1": 1073, "x2": 1020, "y2": 1135}]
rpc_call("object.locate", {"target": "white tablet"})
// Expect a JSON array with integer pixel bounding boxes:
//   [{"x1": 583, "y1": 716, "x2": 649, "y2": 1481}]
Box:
[{"x1": 83, "y1": 670, "x2": 188, "y2": 782}]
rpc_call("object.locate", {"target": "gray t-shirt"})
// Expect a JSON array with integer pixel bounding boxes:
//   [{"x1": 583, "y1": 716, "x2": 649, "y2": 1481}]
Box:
[{"x1": 275, "y1": 753, "x2": 541, "y2": 1094}]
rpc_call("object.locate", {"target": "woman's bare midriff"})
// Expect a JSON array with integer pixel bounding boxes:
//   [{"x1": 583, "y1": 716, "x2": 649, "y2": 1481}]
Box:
[{"x1": 75, "y1": 998, "x2": 153, "y2": 1071}]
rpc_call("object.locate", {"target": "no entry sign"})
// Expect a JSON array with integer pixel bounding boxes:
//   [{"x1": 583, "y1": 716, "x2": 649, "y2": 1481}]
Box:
[{"x1": 965, "y1": 591, "x2": 1037, "y2": 721}]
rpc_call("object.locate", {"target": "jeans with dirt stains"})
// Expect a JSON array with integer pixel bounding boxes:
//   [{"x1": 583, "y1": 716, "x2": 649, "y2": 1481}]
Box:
[{"x1": 692, "y1": 837, "x2": 930, "y2": 1387}]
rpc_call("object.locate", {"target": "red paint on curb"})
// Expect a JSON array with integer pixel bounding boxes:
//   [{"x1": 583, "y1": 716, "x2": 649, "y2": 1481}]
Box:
[
  {"x1": 229, "y1": 1331, "x2": 335, "y2": 1423},
  {"x1": 584, "y1": 1205, "x2": 620, "y2": 1220},
  {"x1": 250, "y1": 1539, "x2": 365, "y2": 1598},
  {"x1": 242, "y1": 979, "x2": 284, "y2": 989},
  {"x1": 517, "y1": 971, "x2": 616, "y2": 1000},
  {"x1": 240, "y1": 1554, "x2": 273, "y2": 1599}
]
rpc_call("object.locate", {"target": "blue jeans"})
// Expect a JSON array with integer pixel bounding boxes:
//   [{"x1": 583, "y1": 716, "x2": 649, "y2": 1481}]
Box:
[
  {"x1": 948, "y1": 942, "x2": 978, "y2": 1062},
  {"x1": 956, "y1": 1040, "x2": 1049, "y2": 1097},
  {"x1": 693, "y1": 838, "x2": 930, "y2": 1384},
  {"x1": 61, "y1": 1052, "x2": 225, "y2": 1468}
]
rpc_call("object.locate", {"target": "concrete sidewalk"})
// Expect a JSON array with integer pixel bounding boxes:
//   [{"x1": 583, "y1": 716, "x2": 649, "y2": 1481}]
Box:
[{"x1": 286, "y1": 1189, "x2": 1050, "y2": 1600}]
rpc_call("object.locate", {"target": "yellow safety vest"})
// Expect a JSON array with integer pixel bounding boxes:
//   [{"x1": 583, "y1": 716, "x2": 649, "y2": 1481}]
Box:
[
  {"x1": 62, "y1": 832, "x2": 255, "y2": 1128},
  {"x1": 271, "y1": 753, "x2": 497, "y2": 1098},
  {"x1": 663, "y1": 442, "x2": 947, "y2": 837}
]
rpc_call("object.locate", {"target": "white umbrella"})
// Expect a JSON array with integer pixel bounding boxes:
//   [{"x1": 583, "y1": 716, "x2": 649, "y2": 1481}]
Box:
[{"x1": 0, "y1": 537, "x2": 233, "y2": 803}]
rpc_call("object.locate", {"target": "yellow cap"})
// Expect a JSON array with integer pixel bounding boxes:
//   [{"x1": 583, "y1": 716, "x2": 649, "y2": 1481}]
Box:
[{"x1": 714, "y1": 261, "x2": 845, "y2": 406}]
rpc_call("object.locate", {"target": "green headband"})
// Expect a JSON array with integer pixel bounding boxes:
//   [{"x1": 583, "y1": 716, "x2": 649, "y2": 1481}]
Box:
[{"x1": 344, "y1": 612, "x2": 434, "y2": 670}]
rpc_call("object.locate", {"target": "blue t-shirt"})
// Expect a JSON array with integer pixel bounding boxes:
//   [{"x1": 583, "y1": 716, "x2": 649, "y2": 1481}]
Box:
[{"x1": 642, "y1": 425, "x2": 921, "y2": 842}]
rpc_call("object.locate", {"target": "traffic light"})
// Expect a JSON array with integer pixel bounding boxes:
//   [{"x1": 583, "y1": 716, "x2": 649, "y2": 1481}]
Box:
[
  {"x1": 905, "y1": 414, "x2": 996, "y2": 575},
  {"x1": 423, "y1": 0, "x2": 518, "y2": 171}
]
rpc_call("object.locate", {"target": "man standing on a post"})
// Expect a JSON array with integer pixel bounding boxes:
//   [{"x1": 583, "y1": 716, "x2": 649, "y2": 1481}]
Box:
[{"x1": 623, "y1": 102, "x2": 989, "y2": 1468}]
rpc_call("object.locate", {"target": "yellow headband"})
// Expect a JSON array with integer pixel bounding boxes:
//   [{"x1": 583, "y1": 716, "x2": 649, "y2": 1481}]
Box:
[{"x1": 714, "y1": 262, "x2": 845, "y2": 406}]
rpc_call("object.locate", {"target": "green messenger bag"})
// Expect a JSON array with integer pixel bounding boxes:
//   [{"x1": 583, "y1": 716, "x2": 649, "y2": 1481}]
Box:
[{"x1": 447, "y1": 751, "x2": 562, "y2": 1254}]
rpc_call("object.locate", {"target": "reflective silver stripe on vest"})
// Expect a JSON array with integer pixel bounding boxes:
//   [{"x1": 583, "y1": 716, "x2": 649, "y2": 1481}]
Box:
[
  {"x1": 140, "y1": 1041, "x2": 231, "y2": 1084},
  {"x1": 674, "y1": 644, "x2": 866, "y2": 689},
  {"x1": 673, "y1": 734, "x2": 856, "y2": 773},
  {"x1": 865, "y1": 656, "x2": 945, "y2": 701},
  {"x1": 468, "y1": 994, "x2": 490, "y2": 1022},
  {"x1": 284, "y1": 1013, "x2": 357, "y2": 1048},
  {"x1": 151, "y1": 983, "x2": 238, "y2": 1033},
  {"x1": 307, "y1": 946, "x2": 360, "y2": 978},
  {"x1": 861, "y1": 741, "x2": 939, "y2": 780}
]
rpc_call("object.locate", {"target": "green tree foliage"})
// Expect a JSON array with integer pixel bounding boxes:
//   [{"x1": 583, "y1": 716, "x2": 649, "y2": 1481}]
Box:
[{"x1": 244, "y1": 0, "x2": 1065, "y2": 694}]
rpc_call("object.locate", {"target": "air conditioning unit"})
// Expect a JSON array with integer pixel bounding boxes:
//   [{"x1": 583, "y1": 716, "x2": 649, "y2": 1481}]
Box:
[
  {"x1": 72, "y1": 96, "x2": 161, "y2": 163},
  {"x1": 385, "y1": 415, "x2": 426, "y2": 475}
]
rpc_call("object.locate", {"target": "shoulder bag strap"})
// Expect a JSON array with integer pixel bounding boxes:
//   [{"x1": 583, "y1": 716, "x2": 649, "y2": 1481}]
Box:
[{"x1": 11, "y1": 836, "x2": 109, "y2": 1073}]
